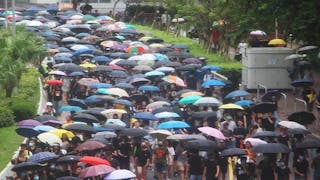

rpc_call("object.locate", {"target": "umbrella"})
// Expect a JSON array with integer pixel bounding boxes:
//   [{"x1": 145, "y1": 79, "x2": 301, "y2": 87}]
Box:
[
  {"x1": 106, "y1": 88, "x2": 129, "y2": 97},
  {"x1": 146, "y1": 101, "x2": 170, "y2": 110},
  {"x1": 93, "y1": 65, "x2": 113, "y2": 72},
  {"x1": 193, "y1": 97, "x2": 220, "y2": 107},
  {"x1": 33, "y1": 125, "x2": 56, "y2": 132},
  {"x1": 182, "y1": 58, "x2": 202, "y2": 64},
  {"x1": 95, "y1": 131, "x2": 117, "y2": 139},
  {"x1": 34, "y1": 115, "x2": 58, "y2": 122},
  {"x1": 284, "y1": 54, "x2": 304, "y2": 61},
  {"x1": 49, "y1": 129, "x2": 74, "y2": 139},
  {"x1": 288, "y1": 111, "x2": 316, "y2": 125},
  {"x1": 129, "y1": 94, "x2": 150, "y2": 104},
  {"x1": 78, "y1": 78, "x2": 100, "y2": 87},
  {"x1": 56, "y1": 155, "x2": 80, "y2": 163},
  {"x1": 56, "y1": 63, "x2": 84, "y2": 73},
  {"x1": 291, "y1": 79, "x2": 313, "y2": 87},
  {"x1": 28, "y1": 151, "x2": 57, "y2": 163},
  {"x1": 149, "y1": 130, "x2": 172, "y2": 139},
  {"x1": 180, "y1": 91, "x2": 204, "y2": 98},
  {"x1": 219, "y1": 103, "x2": 244, "y2": 110},
  {"x1": 252, "y1": 131, "x2": 280, "y2": 138},
  {"x1": 198, "y1": 127, "x2": 226, "y2": 139},
  {"x1": 16, "y1": 127, "x2": 40, "y2": 138},
  {"x1": 138, "y1": 85, "x2": 160, "y2": 92},
  {"x1": 104, "y1": 169, "x2": 136, "y2": 180},
  {"x1": 64, "y1": 123, "x2": 96, "y2": 134},
  {"x1": 76, "y1": 140, "x2": 106, "y2": 152},
  {"x1": 73, "y1": 113, "x2": 99, "y2": 124},
  {"x1": 155, "y1": 112, "x2": 180, "y2": 119},
  {"x1": 192, "y1": 111, "x2": 217, "y2": 119},
  {"x1": 186, "y1": 139, "x2": 218, "y2": 151},
  {"x1": 114, "y1": 99, "x2": 132, "y2": 106},
  {"x1": 120, "y1": 128, "x2": 148, "y2": 137},
  {"x1": 253, "y1": 143, "x2": 290, "y2": 153},
  {"x1": 11, "y1": 162, "x2": 42, "y2": 172},
  {"x1": 133, "y1": 65, "x2": 153, "y2": 72},
  {"x1": 167, "y1": 52, "x2": 193, "y2": 59},
  {"x1": 220, "y1": 148, "x2": 247, "y2": 157},
  {"x1": 176, "y1": 64, "x2": 201, "y2": 71},
  {"x1": 68, "y1": 98, "x2": 88, "y2": 109},
  {"x1": 297, "y1": 45, "x2": 318, "y2": 53},
  {"x1": 278, "y1": 121, "x2": 306, "y2": 130},
  {"x1": 80, "y1": 164, "x2": 115, "y2": 178},
  {"x1": 178, "y1": 95, "x2": 202, "y2": 105},
  {"x1": 167, "y1": 134, "x2": 206, "y2": 141},
  {"x1": 106, "y1": 119, "x2": 126, "y2": 127},
  {"x1": 37, "y1": 132, "x2": 62, "y2": 146},
  {"x1": 46, "y1": 79, "x2": 63, "y2": 86},
  {"x1": 56, "y1": 177, "x2": 80, "y2": 180},
  {"x1": 201, "y1": 65, "x2": 221, "y2": 71},
  {"x1": 235, "y1": 100, "x2": 253, "y2": 107},
  {"x1": 115, "y1": 83, "x2": 135, "y2": 89},
  {"x1": 17, "y1": 119, "x2": 42, "y2": 127},
  {"x1": 251, "y1": 102, "x2": 276, "y2": 113},
  {"x1": 42, "y1": 120, "x2": 62, "y2": 127},
  {"x1": 268, "y1": 39, "x2": 286, "y2": 46},
  {"x1": 130, "y1": 78, "x2": 150, "y2": 86},
  {"x1": 244, "y1": 138, "x2": 267, "y2": 147},
  {"x1": 201, "y1": 79, "x2": 225, "y2": 87},
  {"x1": 68, "y1": 71, "x2": 85, "y2": 77},
  {"x1": 157, "y1": 121, "x2": 190, "y2": 129},
  {"x1": 89, "y1": 83, "x2": 113, "y2": 89},
  {"x1": 80, "y1": 156, "x2": 111, "y2": 166},
  {"x1": 101, "y1": 109, "x2": 127, "y2": 119},
  {"x1": 287, "y1": 128, "x2": 310, "y2": 134},
  {"x1": 155, "y1": 66, "x2": 175, "y2": 73},
  {"x1": 250, "y1": 30, "x2": 266, "y2": 36},
  {"x1": 133, "y1": 112, "x2": 157, "y2": 121},
  {"x1": 59, "y1": 105, "x2": 82, "y2": 113},
  {"x1": 225, "y1": 90, "x2": 250, "y2": 99},
  {"x1": 261, "y1": 90, "x2": 281, "y2": 102},
  {"x1": 144, "y1": 71, "x2": 165, "y2": 77},
  {"x1": 49, "y1": 70, "x2": 67, "y2": 76},
  {"x1": 162, "y1": 75, "x2": 186, "y2": 87},
  {"x1": 296, "y1": 135, "x2": 320, "y2": 149}
]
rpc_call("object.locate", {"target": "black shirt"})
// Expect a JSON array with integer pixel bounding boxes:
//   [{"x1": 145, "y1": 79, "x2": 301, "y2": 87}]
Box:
[
  {"x1": 135, "y1": 149, "x2": 151, "y2": 166},
  {"x1": 205, "y1": 159, "x2": 218, "y2": 178},
  {"x1": 188, "y1": 155, "x2": 203, "y2": 175}
]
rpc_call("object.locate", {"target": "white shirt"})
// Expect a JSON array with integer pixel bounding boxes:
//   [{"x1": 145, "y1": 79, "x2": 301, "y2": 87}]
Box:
[{"x1": 238, "y1": 42, "x2": 247, "y2": 55}]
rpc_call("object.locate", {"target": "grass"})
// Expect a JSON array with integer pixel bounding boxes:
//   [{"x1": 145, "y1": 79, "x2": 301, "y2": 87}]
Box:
[
  {"x1": 135, "y1": 25, "x2": 242, "y2": 70},
  {"x1": 0, "y1": 126, "x2": 24, "y2": 170}
]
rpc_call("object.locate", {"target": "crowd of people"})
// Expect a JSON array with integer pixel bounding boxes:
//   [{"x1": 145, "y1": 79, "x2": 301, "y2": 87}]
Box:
[{"x1": 3, "y1": 5, "x2": 320, "y2": 180}]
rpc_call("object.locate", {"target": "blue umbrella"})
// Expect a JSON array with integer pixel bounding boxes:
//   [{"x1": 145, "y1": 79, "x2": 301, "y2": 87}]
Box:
[
  {"x1": 201, "y1": 79, "x2": 225, "y2": 87},
  {"x1": 96, "y1": 88, "x2": 109, "y2": 95},
  {"x1": 108, "y1": 70, "x2": 128, "y2": 78},
  {"x1": 115, "y1": 35, "x2": 125, "y2": 40},
  {"x1": 16, "y1": 127, "x2": 40, "y2": 138},
  {"x1": 157, "y1": 121, "x2": 190, "y2": 129},
  {"x1": 225, "y1": 90, "x2": 250, "y2": 99},
  {"x1": 75, "y1": 33, "x2": 90, "y2": 39},
  {"x1": 92, "y1": 56, "x2": 111, "y2": 63},
  {"x1": 201, "y1": 65, "x2": 222, "y2": 71},
  {"x1": 126, "y1": 74, "x2": 146, "y2": 82},
  {"x1": 68, "y1": 71, "x2": 85, "y2": 77},
  {"x1": 73, "y1": 49, "x2": 94, "y2": 57},
  {"x1": 133, "y1": 112, "x2": 157, "y2": 121},
  {"x1": 28, "y1": 152, "x2": 57, "y2": 163},
  {"x1": 93, "y1": 126, "x2": 114, "y2": 132},
  {"x1": 155, "y1": 112, "x2": 180, "y2": 119},
  {"x1": 138, "y1": 85, "x2": 160, "y2": 92},
  {"x1": 84, "y1": 96, "x2": 104, "y2": 104},
  {"x1": 89, "y1": 83, "x2": 112, "y2": 89},
  {"x1": 172, "y1": 44, "x2": 189, "y2": 49},
  {"x1": 145, "y1": 71, "x2": 165, "y2": 77},
  {"x1": 33, "y1": 125, "x2": 56, "y2": 132},
  {"x1": 113, "y1": 99, "x2": 132, "y2": 106},
  {"x1": 153, "y1": 53, "x2": 169, "y2": 61},
  {"x1": 235, "y1": 100, "x2": 253, "y2": 107},
  {"x1": 68, "y1": 98, "x2": 88, "y2": 109},
  {"x1": 54, "y1": 56, "x2": 73, "y2": 63},
  {"x1": 114, "y1": 83, "x2": 135, "y2": 89},
  {"x1": 59, "y1": 105, "x2": 82, "y2": 113},
  {"x1": 57, "y1": 47, "x2": 71, "y2": 52}
]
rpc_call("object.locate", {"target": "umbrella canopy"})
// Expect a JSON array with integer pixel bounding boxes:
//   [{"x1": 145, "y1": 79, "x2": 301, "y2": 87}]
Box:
[
  {"x1": 73, "y1": 113, "x2": 99, "y2": 124},
  {"x1": 11, "y1": 162, "x2": 42, "y2": 172},
  {"x1": 201, "y1": 65, "x2": 222, "y2": 71},
  {"x1": 49, "y1": 129, "x2": 74, "y2": 139},
  {"x1": 252, "y1": 131, "x2": 280, "y2": 139},
  {"x1": 220, "y1": 148, "x2": 247, "y2": 157},
  {"x1": 49, "y1": 70, "x2": 67, "y2": 76},
  {"x1": 268, "y1": 39, "x2": 286, "y2": 46},
  {"x1": 179, "y1": 95, "x2": 202, "y2": 105},
  {"x1": 33, "y1": 125, "x2": 56, "y2": 132},
  {"x1": 120, "y1": 128, "x2": 148, "y2": 137},
  {"x1": 80, "y1": 164, "x2": 115, "y2": 178},
  {"x1": 193, "y1": 97, "x2": 220, "y2": 107},
  {"x1": 253, "y1": 143, "x2": 290, "y2": 153},
  {"x1": 113, "y1": 99, "x2": 132, "y2": 106},
  {"x1": 115, "y1": 83, "x2": 135, "y2": 89},
  {"x1": 219, "y1": 103, "x2": 244, "y2": 110},
  {"x1": 104, "y1": 169, "x2": 136, "y2": 180},
  {"x1": 68, "y1": 98, "x2": 88, "y2": 109},
  {"x1": 101, "y1": 109, "x2": 127, "y2": 119},
  {"x1": 16, "y1": 127, "x2": 40, "y2": 138},
  {"x1": 89, "y1": 83, "x2": 113, "y2": 89},
  {"x1": 95, "y1": 131, "x2": 117, "y2": 139},
  {"x1": 80, "y1": 156, "x2": 111, "y2": 166},
  {"x1": 225, "y1": 90, "x2": 250, "y2": 99},
  {"x1": 291, "y1": 79, "x2": 313, "y2": 87},
  {"x1": 149, "y1": 129, "x2": 173, "y2": 139},
  {"x1": 186, "y1": 139, "x2": 218, "y2": 151},
  {"x1": 192, "y1": 111, "x2": 217, "y2": 119},
  {"x1": 17, "y1": 119, "x2": 42, "y2": 127},
  {"x1": 278, "y1": 121, "x2": 306, "y2": 130},
  {"x1": 155, "y1": 112, "x2": 180, "y2": 119},
  {"x1": 59, "y1": 105, "x2": 82, "y2": 113},
  {"x1": 157, "y1": 121, "x2": 190, "y2": 129},
  {"x1": 133, "y1": 112, "x2": 157, "y2": 121},
  {"x1": 37, "y1": 132, "x2": 62, "y2": 146},
  {"x1": 287, "y1": 128, "x2": 310, "y2": 135},
  {"x1": 297, "y1": 45, "x2": 318, "y2": 53},
  {"x1": 106, "y1": 88, "x2": 129, "y2": 97},
  {"x1": 146, "y1": 101, "x2": 170, "y2": 110},
  {"x1": 180, "y1": 91, "x2": 204, "y2": 97},
  {"x1": 78, "y1": 78, "x2": 100, "y2": 87},
  {"x1": 28, "y1": 151, "x2": 57, "y2": 163},
  {"x1": 76, "y1": 140, "x2": 106, "y2": 152},
  {"x1": 162, "y1": 75, "x2": 186, "y2": 87},
  {"x1": 166, "y1": 134, "x2": 206, "y2": 141},
  {"x1": 235, "y1": 100, "x2": 254, "y2": 107},
  {"x1": 288, "y1": 111, "x2": 316, "y2": 125},
  {"x1": 138, "y1": 85, "x2": 160, "y2": 92},
  {"x1": 296, "y1": 135, "x2": 320, "y2": 149},
  {"x1": 201, "y1": 79, "x2": 225, "y2": 87},
  {"x1": 244, "y1": 138, "x2": 267, "y2": 147},
  {"x1": 251, "y1": 102, "x2": 276, "y2": 113},
  {"x1": 56, "y1": 155, "x2": 80, "y2": 163},
  {"x1": 284, "y1": 54, "x2": 304, "y2": 61},
  {"x1": 198, "y1": 127, "x2": 226, "y2": 139},
  {"x1": 34, "y1": 115, "x2": 58, "y2": 122},
  {"x1": 47, "y1": 79, "x2": 63, "y2": 86},
  {"x1": 105, "y1": 119, "x2": 126, "y2": 127}
]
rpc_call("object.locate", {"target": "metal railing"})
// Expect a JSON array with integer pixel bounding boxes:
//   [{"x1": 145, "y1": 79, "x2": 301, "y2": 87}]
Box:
[
  {"x1": 294, "y1": 98, "x2": 307, "y2": 111},
  {"x1": 256, "y1": 83, "x2": 268, "y2": 101}
]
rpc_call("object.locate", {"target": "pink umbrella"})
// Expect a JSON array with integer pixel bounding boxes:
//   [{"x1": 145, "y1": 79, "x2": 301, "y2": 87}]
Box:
[
  {"x1": 49, "y1": 70, "x2": 67, "y2": 76},
  {"x1": 80, "y1": 164, "x2": 115, "y2": 178},
  {"x1": 198, "y1": 127, "x2": 226, "y2": 139},
  {"x1": 244, "y1": 138, "x2": 267, "y2": 147}
]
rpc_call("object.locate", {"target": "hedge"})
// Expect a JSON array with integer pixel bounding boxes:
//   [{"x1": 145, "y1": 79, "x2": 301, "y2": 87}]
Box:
[{"x1": 0, "y1": 106, "x2": 15, "y2": 127}]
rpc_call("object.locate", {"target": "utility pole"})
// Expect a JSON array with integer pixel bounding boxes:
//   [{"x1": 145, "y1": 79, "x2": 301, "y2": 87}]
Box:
[
  {"x1": 12, "y1": 0, "x2": 16, "y2": 35},
  {"x1": 4, "y1": 0, "x2": 8, "y2": 28}
]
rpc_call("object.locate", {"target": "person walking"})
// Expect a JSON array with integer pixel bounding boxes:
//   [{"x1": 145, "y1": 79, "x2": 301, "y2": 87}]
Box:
[
  {"x1": 152, "y1": 141, "x2": 168, "y2": 180},
  {"x1": 187, "y1": 150, "x2": 204, "y2": 180}
]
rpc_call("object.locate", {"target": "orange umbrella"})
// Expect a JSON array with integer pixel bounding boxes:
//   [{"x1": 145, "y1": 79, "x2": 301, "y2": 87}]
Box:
[{"x1": 162, "y1": 75, "x2": 186, "y2": 87}]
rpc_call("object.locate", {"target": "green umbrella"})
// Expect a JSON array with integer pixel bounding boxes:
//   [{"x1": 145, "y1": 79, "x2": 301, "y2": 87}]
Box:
[
  {"x1": 126, "y1": 24, "x2": 135, "y2": 29},
  {"x1": 83, "y1": 15, "x2": 97, "y2": 21},
  {"x1": 179, "y1": 95, "x2": 202, "y2": 105}
]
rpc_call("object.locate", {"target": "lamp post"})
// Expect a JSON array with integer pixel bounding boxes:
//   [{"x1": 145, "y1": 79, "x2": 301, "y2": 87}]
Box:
[{"x1": 12, "y1": 0, "x2": 16, "y2": 35}]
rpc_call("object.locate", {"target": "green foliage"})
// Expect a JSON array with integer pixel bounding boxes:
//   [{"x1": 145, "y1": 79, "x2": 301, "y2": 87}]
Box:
[
  {"x1": 0, "y1": 106, "x2": 15, "y2": 127},
  {"x1": 10, "y1": 100, "x2": 37, "y2": 122}
]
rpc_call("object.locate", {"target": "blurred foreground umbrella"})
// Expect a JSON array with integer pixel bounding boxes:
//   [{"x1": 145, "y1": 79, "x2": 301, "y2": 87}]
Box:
[
  {"x1": 288, "y1": 111, "x2": 316, "y2": 125},
  {"x1": 80, "y1": 164, "x2": 115, "y2": 178},
  {"x1": 76, "y1": 140, "x2": 106, "y2": 152},
  {"x1": 11, "y1": 162, "x2": 41, "y2": 172},
  {"x1": 253, "y1": 143, "x2": 290, "y2": 153},
  {"x1": 120, "y1": 128, "x2": 148, "y2": 137},
  {"x1": 278, "y1": 121, "x2": 306, "y2": 130},
  {"x1": 220, "y1": 148, "x2": 247, "y2": 157},
  {"x1": 296, "y1": 135, "x2": 320, "y2": 149},
  {"x1": 104, "y1": 169, "x2": 136, "y2": 180},
  {"x1": 297, "y1": 45, "x2": 318, "y2": 53},
  {"x1": 37, "y1": 132, "x2": 62, "y2": 146},
  {"x1": 186, "y1": 139, "x2": 218, "y2": 151}
]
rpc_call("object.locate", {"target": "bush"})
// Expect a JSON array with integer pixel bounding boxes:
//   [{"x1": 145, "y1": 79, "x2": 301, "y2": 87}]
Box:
[
  {"x1": 0, "y1": 106, "x2": 15, "y2": 127},
  {"x1": 10, "y1": 99, "x2": 37, "y2": 122}
]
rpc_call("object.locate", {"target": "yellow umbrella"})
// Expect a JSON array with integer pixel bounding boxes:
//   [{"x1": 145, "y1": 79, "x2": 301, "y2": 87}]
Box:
[
  {"x1": 139, "y1": 36, "x2": 152, "y2": 42},
  {"x1": 80, "y1": 62, "x2": 97, "y2": 68},
  {"x1": 101, "y1": 109, "x2": 127, "y2": 119},
  {"x1": 219, "y1": 103, "x2": 244, "y2": 110},
  {"x1": 49, "y1": 129, "x2": 74, "y2": 139},
  {"x1": 268, "y1": 39, "x2": 286, "y2": 46},
  {"x1": 181, "y1": 91, "x2": 204, "y2": 97}
]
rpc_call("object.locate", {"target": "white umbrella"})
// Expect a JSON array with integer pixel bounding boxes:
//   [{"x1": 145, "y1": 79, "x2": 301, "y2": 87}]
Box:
[
  {"x1": 278, "y1": 121, "x2": 306, "y2": 129},
  {"x1": 193, "y1": 97, "x2": 221, "y2": 106},
  {"x1": 149, "y1": 129, "x2": 172, "y2": 139},
  {"x1": 244, "y1": 138, "x2": 267, "y2": 147},
  {"x1": 37, "y1": 132, "x2": 62, "y2": 146},
  {"x1": 104, "y1": 169, "x2": 136, "y2": 180},
  {"x1": 105, "y1": 119, "x2": 126, "y2": 127},
  {"x1": 146, "y1": 101, "x2": 170, "y2": 110},
  {"x1": 106, "y1": 88, "x2": 129, "y2": 97}
]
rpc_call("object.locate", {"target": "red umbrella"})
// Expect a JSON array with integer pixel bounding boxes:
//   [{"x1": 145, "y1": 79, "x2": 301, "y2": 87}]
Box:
[
  {"x1": 79, "y1": 156, "x2": 110, "y2": 166},
  {"x1": 46, "y1": 79, "x2": 63, "y2": 86},
  {"x1": 109, "y1": 64, "x2": 126, "y2": 71},
  {"x1": 75, "y1": 140, "x2": 106, "y2": 152},
  {"x1": 79, "y1": 164, "x2": 115, "y2": 178}
]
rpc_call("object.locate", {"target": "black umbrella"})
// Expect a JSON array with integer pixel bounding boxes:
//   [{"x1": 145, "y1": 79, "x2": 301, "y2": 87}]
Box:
[
  {"x1": 64, "y1": 123, "x2": 96, "y2": 134},
  {"x1": 261, "y1": 90, "x2": 282, "y2": 102},
  {"x1": 115, "y1": 59, "x2": 138, "y2": 67},
  {"x1": 291, "y1": 79, "x2": 313, "y2": 87},
  {"x1": 175, "y1": 89, "x2": 194, "y2": 97},
  {"x1": 88, "y1": 137, "x2": 111, "y2": 145},
  {"x1": 120, "y1": 128, "x2": 148, "y2": 137},
  {"x1": 34, "y1": 115, "x2": 58, "y2": 122},
  {"x1": 56, "y1": 155, "x2": 80, "y2": 163},
  {"x1": 108, "y1": 70, "x2": 128, "y2": 78},
  {"x1": 146, "y1": 38, "x2": 164, "y2": 44},
  {"x1": 297, "y1": 45, "x2": 318, "y2": 53},
  {"x1": 153, "y1": 107, "x2": 175, "y2": 114},
  {"x1": 56, "y1": 63, "x2": 84, "y2": 73},
  {"x1": 72, "y1": 113, "x2": 99, "y2": 124},
  {"x1": 252, "y1": 143, "x2": 290, "y2": 153},
  {"x1": 56, "y1": 177, "x2": 81, "y2": 180},
  {"x1": 130, "y1": 77, "x2": 151, "y2": 86},
  {"x1": 16, "y1": 127, "x2": 40, "y2": 138},
  {"x1": 220, "y1": 148, "x2": 247, "y2": 157},
  {"x1": 251, "y1": 102, "x2": 277, "y2": 113},
  {"x1": 11, "y1": 162, "x2": 42, "y2": 172},
  {"x1": 287, "y1": 128, "x2": 310, "y2": 135},
  {"x1": 186, "y1": 139, "x2": 218, "y2": 151},
  {"x1": 102, "y1": 124, "x2": 125, "y2": 131},
  {"x1": 28, "y1": 152, "x2": 58, "y2": 163},
  {"x1": 192, "y1": 111, "x2": 217, "y2": 119},
  {"x1": 167, "y1": 52, "x2": 194, "y2": 59},
  {"x1": 81, "y1": 109, "x2": 106, "y2": 121},
  {"x1": 157, "y1": 47, "x2": 173, "y2": 54},
  {"x1": 252, "y1": 131, "x2": 280, "y2": 138},
  {"x1": 296, "y1": 135, "x2": 320, "y2": 149},
  {"x1": 288, "y1": 111, "x2": 316, "y2": 125},
  {"x1": 176, "y1": 64, "x2": 201, "y2": 71},
  {"x1": 68, "y1": 98, "x2": 88, "y2": 109},
  {"x1": 151, "y1": 96, "x2": 170, "y2": 102},
  {"x1": 153, "y1": 60, "x2": 171, "y2": 67},
  {"x1": 93, "y1": 65, "x2": 112, "y2": 72},
  {"x1": 129, "y1": 94, "x2": 150, "y2": 104}
]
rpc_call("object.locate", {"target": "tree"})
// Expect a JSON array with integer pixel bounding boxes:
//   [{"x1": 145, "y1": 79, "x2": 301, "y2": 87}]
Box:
[{"x1": 0, "y1": 26, "x2": 46, "y2": 97}]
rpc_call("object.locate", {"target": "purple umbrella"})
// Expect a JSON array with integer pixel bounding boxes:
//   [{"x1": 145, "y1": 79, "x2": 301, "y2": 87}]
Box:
[
  {"x1": 17, "y1": 119, "x2": 42, "y2": 127},
  {"x1": 110, "y1": 45, "x2": 127, "y2": 52}
]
